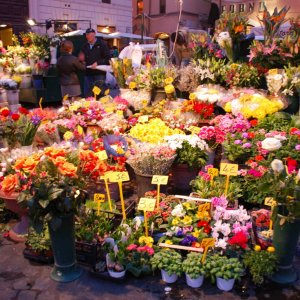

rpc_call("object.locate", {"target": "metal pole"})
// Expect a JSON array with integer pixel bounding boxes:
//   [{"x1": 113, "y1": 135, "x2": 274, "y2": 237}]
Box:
[{"x1": 141, "y1": 13, "x2": 144, "y2": 44}]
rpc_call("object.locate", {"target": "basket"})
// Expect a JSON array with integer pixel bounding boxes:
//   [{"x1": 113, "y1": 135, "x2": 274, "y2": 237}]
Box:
[
  {"x1": 23, "y1": 247, "x2": 54, "y2": 264},
  {"x1": 75, "y1": 241, "x2": 104, "y2": 266}
]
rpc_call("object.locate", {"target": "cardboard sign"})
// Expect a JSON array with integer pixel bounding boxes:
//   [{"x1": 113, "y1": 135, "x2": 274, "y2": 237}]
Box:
[
  {"x1": 94, "y1": 193, "x2": 105, "y2": 202},
  {"x1": 207, "y1": 168, "x2": 219, "y2": 177},
  {"x1": 137, "y1": 197, "x2": 156, "y2": 212},
  {"x1": 96, "y1": 150, "x2": 108, "y2": 161},
  {"x1": 264, "y1": 197, "x2": 276, "y2": 207},
  {"x1": 220, "y1": 163, "x2": 238, "y2": 176},
  {"x1": 151, "y1": 175, "x2": 169, "y2": 185},
  {"x1": 92, "y1": 86, "x2": 101, "y2": 96},
  {"x1": 108, "y1": 172, "x2": 130, "y2": 183}
]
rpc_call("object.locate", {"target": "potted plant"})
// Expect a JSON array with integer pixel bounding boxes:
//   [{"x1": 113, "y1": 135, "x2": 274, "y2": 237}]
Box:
[
  {"x1": 0, "y1": 78, "x2": 19, "y2": 107},
  {"x1": 204, "y1": 255, "x2": 243, "y2": 291},
  {"x1": 182, "y1": 252, "x2": 205, "y2": 288},
  {"x1": 243, "y1": 248, "x2": 277, "y2": 286},
  {"x1": 164, "y1": 134, "x2": 208, "y2": 193},
  {"x1": 150, "y1": 249, "x2": 182, "y2": 283},
  {"x1": 107, "y1": 243, "x2": 127, "y2": 279}
]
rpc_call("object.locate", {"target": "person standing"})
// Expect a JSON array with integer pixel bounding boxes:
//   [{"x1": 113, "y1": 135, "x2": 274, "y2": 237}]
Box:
[
  {"x1": 79, "y1": 28, "x2": 111, "y2": 97},
  {"x1": 57, "y1": 40, "x2": 85, "y2": 101}
]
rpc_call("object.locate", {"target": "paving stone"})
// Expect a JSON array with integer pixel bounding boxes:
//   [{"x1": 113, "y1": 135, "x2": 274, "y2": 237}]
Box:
[
  {"x1": 31, "y1": 277, "x2": 51, "y2": 291},
  {"x1": 17, "y1": 290, "x2": 37, "y2": 300},
  {"x1": 1, "y1": 288, "x2": 17, "y2": 300},
  {"x1": 12, "y1": 278, "x2": 31, "y2": 290},
  {"x1": 36, "y1": 291, "x2": 57, "y2": 300}
]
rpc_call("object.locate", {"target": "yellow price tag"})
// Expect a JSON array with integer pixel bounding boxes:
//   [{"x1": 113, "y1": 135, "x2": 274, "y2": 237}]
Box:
[
  {"x1": 138, "y1": 115, "x2": 149, "y2": 123},
  {"x1": 198, "y1": 203, "x2": 211, "y2": 213},
  {"x1": 104, "y1": 89, "x2": 110, "y2": 96},
  {"x1": 207, "y1": 168, "x2": 219, "y2": 177},
  {"x1": 94, "y1": 193, "x2": 105, "y2": 202},
  {"x1": 62, "y1": 94, "x2": 69, "y2": 101},
  {"x1": 264, "y1": 197, "x2": 276, "y2": 207},
  {"x1": 108, "y1": 172, "x2": 130, "y2": 183},
  {"x1": 201, "y1": 238, "x2": 215, "y2": 249},
  {"x1": 116, "y1": 110, "x2": 123, "y2": 116},
  {"x1": 188, "y1": 126, "x2": 201, "y2": 135},
  {"x1": 92, "y1": 86, "x2": 101, "y2": 96},
  {"x1": 220, "y1": 163, "x2": 238, "y2": 176},
  {"x1": 137, "y1": 197, "x2": 156, "y2": 212},
  {"x1": 151, "y1": 175, "x2": 169, "y2": 185},
  {"x1": 96, "y1": 150, "x2": 108, "y2": 161},
  {"x1": 39, "y1": 97, "x2": 43, "y2": 110}
]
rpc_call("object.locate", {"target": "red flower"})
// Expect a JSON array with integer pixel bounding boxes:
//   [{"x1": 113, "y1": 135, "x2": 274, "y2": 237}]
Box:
[
  {"x1": 290, "y1": 127, "x2": 300, "y2": 136},
  {"x1": 11, "y1": 113, "x2": 20, "y2": 121},
  {"x1": 250, "y1": 119, "x2": 258, "y2": 127},
  {"x1": 255, "y1": 155, "x2": 264, "y2": 162},
  {"x1": 287, "y1": 157, "x2": 297, "y2": 174},
  {"x1": 1, "y1": 108, "x2": 10, "y2": 117},
  {"x1": 228, "y1": 231, "x2": 248, "y2": 249},
  {"x1": 18, "y1": 107, "x2": 29, "y2": 115},
  {"x1": 248, "y1": 132, "x2": 255, "y2": 139}
]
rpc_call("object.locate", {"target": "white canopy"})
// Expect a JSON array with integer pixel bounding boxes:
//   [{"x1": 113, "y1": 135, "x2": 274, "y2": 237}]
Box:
[
  {"x1": 108, "y1": 31, "x2": 153, "y2": 40},
  {"x1": 61, "y1": 30, "x2": 113, "y2": 38}
]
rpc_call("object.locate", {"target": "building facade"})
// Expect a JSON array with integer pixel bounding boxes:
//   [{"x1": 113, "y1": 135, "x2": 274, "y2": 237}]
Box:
[
  {"x1": 213, "y1": 1, "x2": 300, "y2": 26},
  {"x1": 29, "y1": 0, "x2": 132, "y2": 35},
  {"x1": 132, "y1": 0, "x2": 212, "y2": 37}
]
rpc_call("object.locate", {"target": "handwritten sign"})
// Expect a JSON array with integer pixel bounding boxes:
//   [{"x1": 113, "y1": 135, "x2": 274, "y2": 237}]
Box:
[
  {"x1": 96, "y1": 150, "x2": 108, "y2": 161},
  {"x1": 201, "y1": 238, "x2": 215, "y2": 263},
  {"x1": 92, "y1": 86, "x2": 101, "y2": 96},
  {"x1": 138, "y1": 115, "x2": 149, "y2": 123},
  {"x1": 108, "y1": 172, "x2": 130, "y2": 183},
  {"x1": 207, "y1": 168, "x2": 219, "y2": 177},
  {"x1": 94, "y1": 193, "x2": 105, "y2": 202},
  {"x1": 152, "y1": 175, "x2": 169, "y2": 185},
  {"x1": 137, "y1": 198, "x2": 156, "y2": 212},
  {"x1": 264, "y1": 197, "x2": 276, "y2": 207},
  {"x1": 220, "y1": 163, "x2": 238, "y2": 176}
]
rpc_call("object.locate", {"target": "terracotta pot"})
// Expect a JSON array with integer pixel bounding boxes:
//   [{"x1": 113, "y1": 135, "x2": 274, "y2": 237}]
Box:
[{"x1": 0, "y1": 191, "x2": 29, "y2": 242}]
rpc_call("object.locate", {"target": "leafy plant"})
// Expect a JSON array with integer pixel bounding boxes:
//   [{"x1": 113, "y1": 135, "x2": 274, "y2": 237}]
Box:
[
  {"x1": 204, "y1": 255, "x2": 243, "y2": 283},
  {"x1": 182, "y1": 252, "x2": 205, "y2": 279},
  {"x1": 150, "y1": 249, "x2": 182, "y2": 276},
  {"x1": 243, "y1": 250, "x2": 277, "y2": 285},
  {"x1": 26, "y1": 226, "x2": 52, "y2": 252}
]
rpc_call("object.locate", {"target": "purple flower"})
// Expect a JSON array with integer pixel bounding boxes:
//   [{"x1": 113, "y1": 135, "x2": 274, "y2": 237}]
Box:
[
  {"x1": 234, "y1": 139, "x2": 242, "y2": 145},
  {"x1": 84, "y1": 135, "x2": 94, "y2": 144},
  {"x1": 31, "y1": 115, "x2": 42, "y2": 126},
  {"x1": 242, "y1": 143, "x2": 252, "y2": 148},
  {"x1": 295, "y1": 145, "x2": 300, "y2": 151},
  {"x1": 176, "y1": 230, "x2": 184, "y2": 237},
  {"x1": 180, "y1": 235, "x2": 197, "y2": 246},
  {"x1": 242, "y1": 132, "x2": 249, "y2": 138}
]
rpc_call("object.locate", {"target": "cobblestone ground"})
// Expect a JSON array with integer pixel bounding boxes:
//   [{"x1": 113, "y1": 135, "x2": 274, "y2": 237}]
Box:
[{"x1": 1, "y1": 231, "x2": 300, "y2": 300}]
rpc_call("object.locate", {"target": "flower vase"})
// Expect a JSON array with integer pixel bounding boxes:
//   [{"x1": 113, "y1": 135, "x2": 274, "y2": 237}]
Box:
[
  {"x1": 171, "y1": 164, "x2": 198, "y2": 194},
  {"x1": 0, "y1": 191, "x2": 29, "y2": 242},
  {"x1": 48, "y1": 214, "x2": 83, "y2": 282},
  {"x1": 161, "y1": 269, "x2": 178, "y2": 283},
  {"x1": 185, "y1": 274, "x2": 204, "y2": 288},
  {"x1": 271, "y1": 214, "x2": 300, "y2": 284},
  {"x1": 216, "y1": 277, "x2": 235, "y2": 291},
  {"x1": 50, "y1": 46, "x2": 58, "y2": 65}
]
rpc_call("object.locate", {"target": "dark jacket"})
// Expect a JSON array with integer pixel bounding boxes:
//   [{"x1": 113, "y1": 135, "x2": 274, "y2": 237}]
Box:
[
  {"x1": 81, "y1": 38, "x2": 111, "y2": 76},
  {"x1": 57, "y1": 53, "x2": 85, "y2": 86}
]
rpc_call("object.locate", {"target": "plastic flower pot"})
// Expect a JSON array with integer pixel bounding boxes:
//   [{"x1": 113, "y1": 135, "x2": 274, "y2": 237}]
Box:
[
  {"x1": 216, "y1": 277, "x2": 235, "y2": 291},
  {"x1": 106, "y1": 254, "x2": 126, "y2": 279},
  {"x1": 161, "y1": 269, "x2": 178, "y2": 283},
  {"x1": 185, "y1": 273, "x2": 204, "y2": 288}
]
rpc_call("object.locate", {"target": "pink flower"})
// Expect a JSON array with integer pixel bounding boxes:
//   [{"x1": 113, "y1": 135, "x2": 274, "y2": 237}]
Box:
[
  {"x1": 211, "y1": 196, "x2": 228, "y2": 208},
  {"x1": 242, "y1": 142, "x2": 252, "y2": 149},
  {"x1": 205, "y1": 164, "x2": 214, "y2": 171},
  {"x1": 238, "y1": 169, "x2": 248, "y2": 176},
  {"x1": 127, "y1": 244, "x2": 138, "y2": 251},
  {"x1": 248, "y1": 169, "x2": 263, "y2": 178}
]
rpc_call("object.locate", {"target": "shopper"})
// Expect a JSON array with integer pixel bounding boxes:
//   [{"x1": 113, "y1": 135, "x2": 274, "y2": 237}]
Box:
[
  {"x1": 57, "y1": 40, "x2": 85, "y2": 101},
  {"x1": 79, "y1": 28, "x2": 111, "y2": 97}
]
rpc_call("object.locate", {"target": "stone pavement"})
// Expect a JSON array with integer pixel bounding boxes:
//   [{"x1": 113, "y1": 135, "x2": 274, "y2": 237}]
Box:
[{"x1": 1, "y1": 235, "x2": 300, "y2": 300}]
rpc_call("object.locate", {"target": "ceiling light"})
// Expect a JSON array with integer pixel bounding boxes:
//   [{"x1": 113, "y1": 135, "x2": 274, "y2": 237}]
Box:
[
  {"x1": 27, "y1": 19, "x2": 37, "y2": 26},
  {"x1": 0, "y1": 24, "x2": 7, "y2": 28}
]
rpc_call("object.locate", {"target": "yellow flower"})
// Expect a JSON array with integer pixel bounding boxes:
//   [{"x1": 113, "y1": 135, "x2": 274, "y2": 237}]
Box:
[
  {"x1": 224, "y1": 102, "x2": 232, "y2": 113},
  {"x1": 240, "y1": 107, "x2": 253, "y2": 119},
  {"x1": 189, "y1": 93, "x2": 196, "y2": 100},
  {"x1": 63, "y1": 131, "x2": 74, "y2": 141},
  {"x1": 139, "y1": 236, "x2": 154, "y2": 247},
  {"x1": 165, "y1": 240, "x2": 173, "y2": 245},
  {"x1": 164, "y1": 84, "x2": 175, "y2": 94},
  {"x1": 164, "y1": 77, "x2": 174, "y2": 85},
  {"x1": 182, "y1": 202, "x2": 192, "y2": 210},
  {"x1": 129, "y1": 81, "x2": 137, "y2": 90},
  {"x1": 192, "y1": 230, "x2": 200, "y2": 238},
  {"x1": 252, "y1": 109, "x2": 266, "y2": 120},
  {"x1": 182, "y1": 215, "x2": 193, "y2": 225},
  {"x1": 172, "y1": 218, "x2": 180, "y2": 226},
  {"x1": 267, "y1": 246, "x2": 275, "y2": 253},
  {"x1": 230, "y1": 63, "x2": 239, "y2": 69},
  {"x1": 197, "y1": 211, "x2": 211, "y2": 221},
  {"x1": 254, "y1": 245, "x2": 261, "y2": 252},
  {"x1": 269, "y1": 69, "x2": 278, "y2": 75}
]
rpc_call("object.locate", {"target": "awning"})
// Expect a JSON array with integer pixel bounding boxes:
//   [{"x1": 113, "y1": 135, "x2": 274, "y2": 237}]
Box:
[
  {"x1": 61, "y1": 30, "x2": 113, "y2": 38},
  {"x1": 108, "y1": 32, "x2": 153, "y2": 40}
]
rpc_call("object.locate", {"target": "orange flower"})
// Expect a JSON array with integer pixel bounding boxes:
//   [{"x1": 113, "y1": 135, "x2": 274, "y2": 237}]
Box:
[
  {"x1": 58, "y1": 162, "x2": 77, "y2": 177},
  {"x1": 15, "y1": 156, "x2": 39, "y2": 173},
  {"x1": 52, "y1": 156, "x2": 66, "y2": 167},
  {"x1": 1, "y1": 174, "x2": 19, "y2": 194},
  {"x1": 234, "y1": 24, "x2": 244, "y2": 34},
  {"x1": 44, "y1": 147, "x2": 66, "y2": 158},
  {"x1": 79, "y1": 150, "x2": 98, "y2": 161}
]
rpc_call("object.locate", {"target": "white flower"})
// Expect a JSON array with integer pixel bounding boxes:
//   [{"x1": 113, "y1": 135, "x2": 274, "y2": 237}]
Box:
[
  {"x1": 261, "y1": 138, "x2": 282, "y2": 151},
  {"x1": 215, "y1": 238, "x2": 228, "y2": 249},
  {"x1": 171, "y1": 204, "x2": 186, "y2": 217},
  {"x1": 271, "y1": 159, "x2": 284, "y2": 173}
]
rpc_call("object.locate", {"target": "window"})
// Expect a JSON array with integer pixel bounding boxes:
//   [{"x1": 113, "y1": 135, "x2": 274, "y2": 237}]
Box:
[
  {"x1": 229, "y1": 4, "x2": 235, "y2": 13},
  {"x1": 102, "y1": 0, "x2": 111, "y2": 4},
  {"x1": 222, "y1": 5, "x2": 226, "y2": 12},
  {"x1": 239, "y1": 4, "x2": 245, "y2": 12},
  {"x1": 249, "y1": 2, "x2": 255, "y2": 12},
  {"x1": 137, "y1": 0, "x2": 143, "y2": 14},
  {"x1": 259, "y1": 1, "x2": 265, "y2": 12},
  {"x1": 160, "y1": 0, "x2": 166, "y2": 14}
]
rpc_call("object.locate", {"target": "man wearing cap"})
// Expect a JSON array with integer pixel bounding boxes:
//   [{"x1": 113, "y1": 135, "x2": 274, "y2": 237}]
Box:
[{"x1": 79, "y1": 28, "x2": 111, "y2": 97}]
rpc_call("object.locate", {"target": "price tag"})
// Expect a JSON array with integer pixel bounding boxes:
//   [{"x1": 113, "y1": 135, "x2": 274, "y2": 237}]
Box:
[
  {"x1": 104, "y1": 89, "x2": 110, "y2": 96},
  {"x1": 138, "y1": 115, "x2": 149, "y2": 123},
  {"x1": 188, "y1": 126, "x2": 201, "y2": 135},
  {"x1": 207, "y1": 168, "x2": 219, "y2": 177},
  {"x1": 62, "y1": 94, "x2": 69, "y2": 101},
  {"x1": 220, "y1": 163, "x2": 238, "y2": 176},
  {"x1": 198, "y1": 203, "x2": 211, "y2": 213},
  {"x1": 151, "y1": 175, "x2": 169, "y2": 185},
  {"x1": 94, "y1": 193, "x2": 105, "y2": 202},
  {"x1": 201, "y1": 238, "x2": 215, "y2": 263},
  {"x1": 39, "y1": 97, "x2": 43, "y2": 110},
  {"x1": 92, "y1": 86, "x2": 101, "y2": 96},
  {"x1": 108, "y1": 172, "x2": 130, "y2": 183},
  {"x1": 137, "y1": 197, "x2": 156, "y2": 212},
  {"x1": 265, "y1": 197, "x2": 276, "y2": 207},
  {"x1": 96, "y1": 150, "x2": 108, "y2": 161}
]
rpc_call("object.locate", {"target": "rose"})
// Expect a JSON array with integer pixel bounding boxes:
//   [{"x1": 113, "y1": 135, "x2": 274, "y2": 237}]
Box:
[
  {"x1": 58, "y1": 162, "x2": 77, "y2": 177},
  {"x1": 52, "y1": 156, "x2": 66, "y2": 167},
  {"x1": 271, "y1": 159, "x2": 284, "y2": 173},
  {"x1": 164, "y1": 84, "x2": 175, "y2": 94},
  {"x1": 261, "y1": 138, "x2": 282, "y2": 151},
  {"x1": 14, "y1": 156, "x2": 39, "y2": 173},
  {"x1": 1, "y1": 174, "x2": 18, "y2": 194},
  {"x1": 1, "y1": 108, "x2": 10, "y2": 117},
  {"x1": 44, "y1": 147, "x2": 66, "y2": 158},
  {"x1": 18, "y1": 107, "x2": 29, "y2": 115},
  {"x1": 11, "y1": 113, "x2": 20, "y2": 121}
]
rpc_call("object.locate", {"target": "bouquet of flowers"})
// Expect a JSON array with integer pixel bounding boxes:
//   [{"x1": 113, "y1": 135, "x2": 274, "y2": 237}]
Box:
[
  {"x1": 190, "y1": 85, "x2": 225, "y2": 104},
  {"x1": 111, "y1": 58, "x2": 134, "y2": 88}
]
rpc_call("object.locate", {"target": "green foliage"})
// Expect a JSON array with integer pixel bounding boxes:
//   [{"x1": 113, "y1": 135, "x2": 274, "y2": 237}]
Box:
[
  {"x1": 150, "y1": 249, "x2": 182, "y2": 276},
  {"x1": 243, "y1": 250, "x2": 277, "y2": 285},
  {"x1": 255, "y1": 112, "x2": 293, "y2": 132},
  {"x1": 26, "y1": 226, "x2": 51, "y2": 252},
  {"x1": 204, "y1": 255, "x2": 243, "y2": 283},
  {"x1": 182, "y1": 252, "x2": 205, "y2": 279}
]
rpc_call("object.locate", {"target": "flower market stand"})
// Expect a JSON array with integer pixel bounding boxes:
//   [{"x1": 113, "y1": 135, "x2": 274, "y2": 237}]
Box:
[{"x1": 48, "y1": 214, "x2": 83, "y2": 282}]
